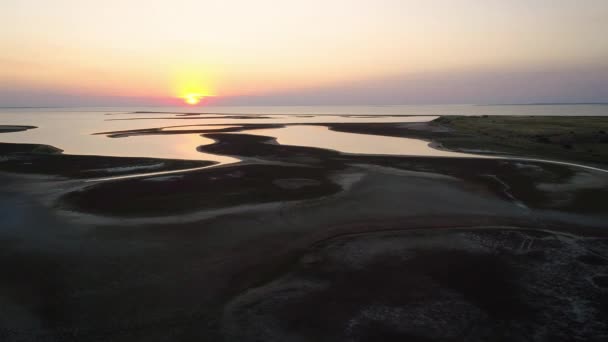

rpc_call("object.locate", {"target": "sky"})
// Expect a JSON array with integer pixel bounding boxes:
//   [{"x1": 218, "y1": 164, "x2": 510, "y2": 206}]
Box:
[{"x1": 1, "y1": 0, "x2": 607, "y2": 106}]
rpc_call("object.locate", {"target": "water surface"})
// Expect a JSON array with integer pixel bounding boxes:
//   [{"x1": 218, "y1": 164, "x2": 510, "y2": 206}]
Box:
[
  {"x1": 243, "y1": 125, "x2": 476, "y2": 157},
  {"x1": 0, "y1": 110, "x2": 447, "y2": 162}
]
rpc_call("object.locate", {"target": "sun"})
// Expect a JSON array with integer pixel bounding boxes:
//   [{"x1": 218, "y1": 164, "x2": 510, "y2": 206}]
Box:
[{"x1": 184, "y1": 94, "x2": 203, "y2": 105}]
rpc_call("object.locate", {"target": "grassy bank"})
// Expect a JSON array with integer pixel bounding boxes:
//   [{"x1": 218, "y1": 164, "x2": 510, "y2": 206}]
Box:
[
  {"x1": 326, "y1": 116, "x2": 608, "y2": 167},
  {"x1": 434, "y1": 116, "x2": 608, "y2": 165}
]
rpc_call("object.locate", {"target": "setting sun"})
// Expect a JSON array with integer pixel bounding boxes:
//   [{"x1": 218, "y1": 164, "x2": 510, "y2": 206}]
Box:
[
  {"x1": 184, "y1": 94, "x2": 203, "y2": 105},
  {"x1": 172, "y1": 65, "x2": 215, "y2": 106}
]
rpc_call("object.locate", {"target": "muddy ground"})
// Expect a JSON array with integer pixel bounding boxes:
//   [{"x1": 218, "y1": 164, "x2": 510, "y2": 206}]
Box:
[{"x1": 1, "y1": 119, "x2": 607, "y2": 341}]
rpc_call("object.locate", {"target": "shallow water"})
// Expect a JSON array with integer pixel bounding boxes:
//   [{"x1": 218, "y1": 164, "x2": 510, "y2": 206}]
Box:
[
  {"x1": 6, "y1": 105, "x2": 604, "y2": 163},
  {"x1": 0, "y1": 110, "x2": 449, "y2": 162},
  {"x1": 0, "y1": 112, "x2": 236, "y2": 162},
  {"x1": 161, "y1": 125, "x2": 239, "y2": 131},
  {"x1": 243, "y1": 125, "x2": 476, "y2": 158}
]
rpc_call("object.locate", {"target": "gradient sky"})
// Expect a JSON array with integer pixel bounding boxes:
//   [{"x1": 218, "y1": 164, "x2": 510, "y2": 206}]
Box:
[{"x1": 1, "y1": 0, "x2": 607, "y2": 106}]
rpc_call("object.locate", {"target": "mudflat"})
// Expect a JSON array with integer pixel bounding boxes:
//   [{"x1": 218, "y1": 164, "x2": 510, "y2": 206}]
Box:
[
  {"x1": 0, "y1": 116, "x2": 607, "y2": 341},
  {"x1": 0, "y1": 125, "x2": 37, "y2": 133}
]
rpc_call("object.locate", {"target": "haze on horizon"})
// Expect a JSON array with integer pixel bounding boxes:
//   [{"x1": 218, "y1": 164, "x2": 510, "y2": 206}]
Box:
[{"x1": 1, "y1": 0, "x2": 607, "y2": 107}]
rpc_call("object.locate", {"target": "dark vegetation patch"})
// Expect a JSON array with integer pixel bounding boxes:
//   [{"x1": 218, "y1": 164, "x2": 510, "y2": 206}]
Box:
[
  {"x1": 0, "y1": 142, "x2": 213, "y2": 178},
  {"x1": 408, "y1": 250, "x2": 527, "y2": 319},
  {"x1": 593, "y1": 275, "x2": 608, "y2": 288},
  {"x1": 326, "y1": 116, "x2": 608, "y2": 168},
  {"x1": 566, "y1": 187, "x2": 608, "y2": 213},
  {"x1": 200, "y1": 133, "x2": 342, "y2": 166},
  {"x1": 0, "y1": 125, "x2": 37, "y2": 133},
  {"x1": 578, "y1": 254, "x2": 608, "y2": 266},
  {"x1": 274, "y1": 249, "x2": 527, "y2": 340},
  {"x1": 0, "y1": 142, "x2": 62, "y2": 155},
  {"x1": 224, "y1": 229, "x2": 608, "y2": 341},
  {"x1": 59, "y1": 164, "x2": 342, "y2": 216}
]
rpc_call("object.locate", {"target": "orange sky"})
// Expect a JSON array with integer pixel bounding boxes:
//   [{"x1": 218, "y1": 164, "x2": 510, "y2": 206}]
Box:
[{"x1": 1, "y1": 0, "x2": 608, "y2": 106}]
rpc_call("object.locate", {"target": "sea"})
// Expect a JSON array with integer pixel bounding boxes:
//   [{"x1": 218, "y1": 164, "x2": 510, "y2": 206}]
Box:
[{"x1": 2, "y1": 104, "x2": 608, "y2": 116}]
